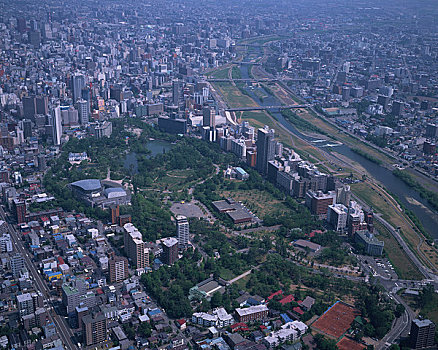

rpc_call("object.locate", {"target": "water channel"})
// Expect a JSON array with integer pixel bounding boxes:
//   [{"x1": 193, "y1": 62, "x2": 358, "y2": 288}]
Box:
[{"x1": 239, "y1": 63, "x2": 438, "y2": 239}]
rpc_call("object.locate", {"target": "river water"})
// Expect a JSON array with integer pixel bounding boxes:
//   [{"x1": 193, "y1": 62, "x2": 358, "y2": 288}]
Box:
[{"x1": 239, "y1": 63, "x2": 438, "y2": 239}]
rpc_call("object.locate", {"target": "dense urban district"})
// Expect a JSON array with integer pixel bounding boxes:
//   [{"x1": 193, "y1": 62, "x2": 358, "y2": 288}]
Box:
[{"x1": 0, "y1": 0, "x2": 437, "y2": 350}]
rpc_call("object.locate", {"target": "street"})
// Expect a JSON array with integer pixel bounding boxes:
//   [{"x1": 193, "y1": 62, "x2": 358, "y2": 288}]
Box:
[{"x1": 1, "y1": 206, "x2": 79, "y2": 350}]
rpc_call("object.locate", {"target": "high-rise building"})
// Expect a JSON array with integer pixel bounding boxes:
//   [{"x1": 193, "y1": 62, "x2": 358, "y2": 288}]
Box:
[
  {"x1": 425, "y1": 124, "x2": 438, "y2": 139},
  {"x1": 81, "y1": 87, "x2": 91, "y2": 113},
  {"x1": 110, "y1": 205, "x2": 120, "y2": 224},
  {"x1": 71, "y1": 74, "x2": 85, "y2": 102},
  {"x1": 77, "y1": 99, "x2": 89, "y2": 125},
  {"x1": 35, "y1": 96, "x2": 48, "y2": 115},
  {"x1": 256, "y1": 127, "x2": 276, "y2": 175},
  {"x1": 172, "y1": 80, "x2": 181, "y2": 106},
  {"x1": 21, "y1": 119, "x2": 32, "y2": 139},
  {"x1": 61, "y1": 278, "x2": 88, "y2": 315},
  {"x1": 162, "y1": 237, "x2": 178, "y2": 265},
  {"x1": 203, "y1": 106, "x2": 215, "y2": 128},
  {"x1": 82, "y1": 313, "x2": 107, "y2": 347},
  {"x1": 17, "y1": 18, "x2": 27, "y2": 33},
  {"x1": 327, "y1": 204, "x2": 348, "y2": 232},
  {"x1": 124, "y1": 223, "x2": 149, "y2": 269},
  {"x1": 13, "y1": 199, "x2": 26, "y2": 224},
  {"x1": 17, "y1": 293, "x2": 35, "y2": 317},
  {"x1": 109, "y1": 256, "x2": 129, "y2": 283},
  {"x1": 22, "y1": 96, "x2": 36, "y2": 119},
  {"x1": 410, "y1": 319, "x2": 436, "y2": 349},
  {"x1": 11, "y1": 253, "x2": 25, "y2": 277},
  {"x1": 176, "y1": 215, "x2": 189, "y2": 249},
  {"x1": 305, "y1": 190, "x2": 336, "y2": 218},
  {"x1": 0, "y1": 234, "x2": 13, "y2": 253},
  {"x1": 51, "y1": 106, "x2": 62, "y2": 145}
]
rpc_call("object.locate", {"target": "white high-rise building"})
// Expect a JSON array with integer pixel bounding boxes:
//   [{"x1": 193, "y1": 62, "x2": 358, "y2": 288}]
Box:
[
  {"x1": 176, "y1": 215, "x2": 189, "y2": 249},
  {"x1": 52, "y1": 106, "x2": 62, "y2": 145},
  {"x1": 77, "y1": 99, "x2": 89, "y2": 125}
]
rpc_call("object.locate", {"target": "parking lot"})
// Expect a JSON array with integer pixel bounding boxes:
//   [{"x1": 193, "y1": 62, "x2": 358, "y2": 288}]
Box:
[{"x1": 359, "y1": 255, "x2": 398, "y2": 280}]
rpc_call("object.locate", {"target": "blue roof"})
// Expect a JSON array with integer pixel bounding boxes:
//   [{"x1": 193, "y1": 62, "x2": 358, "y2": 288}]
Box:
[
  {"x1": 281, "y1": 313, "x2": 293, "y2": 323},
  {"x1": 235, "y1": 167, "x2": 248, "y2": 175},
  {"x1": 71, "y1": 179, "x2": 101, "y2": 191}
]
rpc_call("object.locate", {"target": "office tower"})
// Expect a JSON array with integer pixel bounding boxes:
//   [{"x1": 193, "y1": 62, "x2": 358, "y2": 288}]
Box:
[
  {"x1": 71, "y1": 74, "x2": 85, "y2": 102},
  {"x1": 23, "y1": 96, "x2": 36, "y2": 119},
  {"x1": 51, "y1": 106, "x2": 62, "y2": 145},
  {"x1": 176, "y1": 215, "x2": 189, "y2": 249},
  {"x1": 162, "y1": 237, "x2": 178, "y2": 265},
  {"x1": 82, "y1": 313, "x2": 107, "y2": 346},
  {"x1": 21, "y1": 119, "x2": 32, "y2": 139},
  {"x1": 256, "y1": 127, "x2": 276, "y2": 175},
  {"x1": 17, "y1": 18, "x2": 26, "y2": 33},
  {"x1": 425, "y1": 124, "x2": 438, "y2": 139},
  {"x1": 13, "y1": 199, "x2": 26, "y2": 224},
  {"x1": 11, "y1": 253, "x2": 25, "y2": 277},
  {"x1": 392, "y1": 101, "x2": 403, "y2": 116},
  {"x1": 81, "y1": 87, "x2": 91, "y2": 113},
  {"x1": 203, "y1": 106, "x2": 215, "y2": 127},
  {"x1": 172, "y1": 80, "x2": 181, "y2": 105},
  {"x1": 109, "y1": 256, "x2": 128, "y2": 283},
  {"x1": 123, "y1": 223, "x2": 149, "y2": 269},
  {"x1": 35, "y1": 96, "x2": 48, "y2": 115},
  {"x1": 410, "y1": 319, "x2": 435, "y2": 349},
  {"x1": 38, "y1": 154, "x2": 47, "y2": 172},
  {"x1": 28, "y1": 30, "x2": 41, "y2": 46},
  {"x1": 77, "y1": 99, "x2": 89, "y2": 125}
]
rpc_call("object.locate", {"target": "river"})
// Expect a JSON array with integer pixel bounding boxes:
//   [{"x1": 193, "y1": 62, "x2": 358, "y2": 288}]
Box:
[{"x1": 239, "y1": 63, "x2": 438, "y2": 239}]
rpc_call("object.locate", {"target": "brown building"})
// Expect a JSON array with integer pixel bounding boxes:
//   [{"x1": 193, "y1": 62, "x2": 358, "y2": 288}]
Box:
[
  {"x1": 305, "y1": 190, "x2": 336, "y2": 218},
  {"x1": 110, "y1": 205, "x2": 120, "y2": 224},
  {"x1": 246, "y1": 150, "x2": 257, "y2": 168},
  {"x1": 82, "y1": 313, "x2": 107, "y2": 347},
  {"x1": 109, "y1": 256, "x2": 128, "y2": 283},
  {"x1": 13, "y1": 199, "x2": 27, "y2": 224},
  {"x1": 162, "y1": 237, "x2": 178, "y2": 265},
  {"x1": 235, "y1": 305, "x2": 268, "y2": 322}
]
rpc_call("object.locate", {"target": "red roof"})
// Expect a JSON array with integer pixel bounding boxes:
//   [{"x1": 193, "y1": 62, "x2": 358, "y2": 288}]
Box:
[
  {"x1": 279, "y1": 294, "x2": 295, "y2": 305},
  {"x1": 260, "y1": 325, "x2": 267, "y2": 330},
  {"x1": 267, "y1": 290, "x2": 283, "y2": 300},
  {"x1": 176, "y1": 319, "x2": 186, "y2": 326},
  {"x1": 293, "y1": 306, "x2": 304, "y2": 315},
  {"x1": 231, "y1": 323, "x2": 249, "y2": 332},
  {"x1": 57, "y1": 256, "x2": 65, "y2": 265}
]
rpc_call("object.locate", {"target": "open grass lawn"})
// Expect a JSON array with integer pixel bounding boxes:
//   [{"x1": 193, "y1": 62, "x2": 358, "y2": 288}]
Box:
[
  {"x1": 219, "y1": 268, "x2": 235, "y2": 281},
  {"x1": 231, "y1": 66, "x2": 241, "y2": 79},
  {"x1": 422, "y1": 294, "x2": 438, "y2": 328},
  {"x1": 207, "y1": 67, "x2": 230, "y2": 79},
  {"x1": 374, "y1": 221, "x2": 423, "y2": 280},
  {"x1": 213, "y1": 82, "x2": 258, "y2": 108},
  {"x1": 351, "y1": 182, "x2": 438, "y2": 271},
  {"x1": 219, "y1": 188, "x2": 289, "y2": 219}
]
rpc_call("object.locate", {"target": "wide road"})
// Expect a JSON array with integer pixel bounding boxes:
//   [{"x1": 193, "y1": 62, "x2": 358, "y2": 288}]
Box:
[{"x1": 1, "y1": 206, "x2": 79, "y2": 350}]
